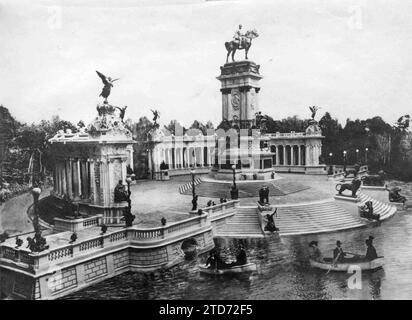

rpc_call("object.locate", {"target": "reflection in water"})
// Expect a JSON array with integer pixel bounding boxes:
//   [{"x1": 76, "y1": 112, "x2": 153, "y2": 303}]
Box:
[{"x1": 63, "y1": 211, "x2": 412, "y2": 300}]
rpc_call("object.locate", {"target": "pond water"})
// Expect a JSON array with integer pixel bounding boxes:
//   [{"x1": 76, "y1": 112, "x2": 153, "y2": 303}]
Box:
[{"x1": 63, "y1": 208, "x2": 412, "y2": 300}]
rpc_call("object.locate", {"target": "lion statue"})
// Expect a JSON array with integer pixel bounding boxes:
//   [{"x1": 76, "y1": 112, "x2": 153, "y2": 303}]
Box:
[
  {"x1": 361, "y1": 170, "x2": 386, "y2": 187},
  {"x1": 335, "y1": 178, "x2": 362, "y2": 197}
]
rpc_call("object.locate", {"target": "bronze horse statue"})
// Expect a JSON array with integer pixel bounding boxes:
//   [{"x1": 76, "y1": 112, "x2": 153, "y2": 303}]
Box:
[{"x1": 225, "y1": 29, "x2": 259, "y2": 63}]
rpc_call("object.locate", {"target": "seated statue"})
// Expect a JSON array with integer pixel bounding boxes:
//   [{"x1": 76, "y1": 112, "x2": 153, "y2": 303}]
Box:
[
  {"x1": 335, "y1": 178, "x2": 362, "y2": 197},
  {"x1": 264, "y1": 209, "x2": 279, "y2": 232},
  {"x1": 359, "y1": 200, "x2": 380, "y2": 221},
  {"x1": 258, "y1": 186, "x2": 270, "y2": 205},
  {"x1": 388, "y1": 187, "x2": 407, "y2": 204},
  {"x1": 114, "y1": 180, "x2": 128, "y2": 203}
]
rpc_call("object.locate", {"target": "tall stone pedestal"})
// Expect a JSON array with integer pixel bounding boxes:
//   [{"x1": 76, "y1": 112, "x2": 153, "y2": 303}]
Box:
[{"x1": 217, "y1": 60, "x2": 262, "y2": 129}]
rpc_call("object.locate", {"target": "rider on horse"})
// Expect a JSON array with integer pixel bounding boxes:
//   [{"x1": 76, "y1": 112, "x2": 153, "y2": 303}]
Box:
[{"x1": 233, "y1": 24, "x2": 245, "y2": 49}]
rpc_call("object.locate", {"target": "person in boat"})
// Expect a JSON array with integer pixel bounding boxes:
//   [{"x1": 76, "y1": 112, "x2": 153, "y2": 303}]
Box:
[
  {"x1": 365, "y1": 236, "x2": 378, "y2": 261},
  {"x1": 333, "y1": 240, "x2": 346, "y2": 263},
  {"x1": 235, "y1": 245, "x2": 247, "y2": 266},
  {"x1": 205, "y1": 251, "x2": 217, "y2": 269},
  {"x1": 309, "y1": 241, "x2": 323, "y2": 262}
]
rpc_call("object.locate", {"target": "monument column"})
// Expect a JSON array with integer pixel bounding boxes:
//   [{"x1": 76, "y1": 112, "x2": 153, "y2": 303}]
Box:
[{"x1": 217, "y1": 61, "x2": 262, "y2": 129}]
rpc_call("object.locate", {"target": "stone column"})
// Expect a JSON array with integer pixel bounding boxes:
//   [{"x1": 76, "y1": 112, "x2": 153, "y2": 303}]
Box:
[
  {"x1": 306, "y1": 145, "x2": 312, "y2": 166},
  {"x1": 62, "y1": 160, "x2": 67, "y2": 195},
  {"x1": 80, "y1": 160, "x2": 88, "y2": 199},
  {"x1": 101, "y1": 159, "x2": 111, "y2": 206},
  {"x1": 298, "y1": 146, "x2": 302, "y2": 166},
  {"x1": 276, "y1": 146, "x2": 280, "y2": 165},
  {"x1": 89, "y1": 159, "x2": 97, "y2": 204},
  {"x1": 184, "y1": 148, "x2": 189, "y2": 168},
  {"x1": 121, "y1": 158, "x2": 127, "y2": 182},
  {"x1": 283, "y1": 145, "x2": 287, "y2": 166},
  {"x1": 72, "y1": 159, "x2": 80, "y2": 200},
  {"x1": 179, "y1": 148, "x2": 183, "y2": 168}
]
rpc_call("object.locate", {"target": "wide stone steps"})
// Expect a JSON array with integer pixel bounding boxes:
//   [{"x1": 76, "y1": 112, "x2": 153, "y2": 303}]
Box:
[
  {"x1": 215, "y1": 207, "x2": 264, "y2": 237},
  {"x1": 178, "y1": 177, "x2": 203, "y2": 194},
  {"x1": 275, "y1": 200, "x2": 366, "y2": 236},
  {"x1": 180, "y1": 178, "x2": 310, "y2": 198},
  {"x1": 214, "y1": 193, "x2": 397, "y2": 237}
]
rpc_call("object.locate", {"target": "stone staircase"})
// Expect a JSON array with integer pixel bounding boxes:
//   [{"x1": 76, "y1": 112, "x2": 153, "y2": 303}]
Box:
[
  {"x1": 215, "y1": 206, "x2": 264, "y2": 237},
  {"x1": 178, "y1": 177, "x2": 202, "y2": 194},
  {"x1": 358, "y1": 192, "x2": 397, "y2": 221},
  {"x1": 276, "y1": 200, "x2": 366, "y2": 236},
  {"x1": 180, "y1": 178, "x2": 309, "y2": 198},
  {"x1": 272, "y1": 179, "x2": 309, "y2": 195}
]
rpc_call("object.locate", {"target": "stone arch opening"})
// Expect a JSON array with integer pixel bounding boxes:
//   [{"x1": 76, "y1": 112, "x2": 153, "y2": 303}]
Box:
[{"x1": 181, "y1": 238, "x2": 198, "y2": 260}]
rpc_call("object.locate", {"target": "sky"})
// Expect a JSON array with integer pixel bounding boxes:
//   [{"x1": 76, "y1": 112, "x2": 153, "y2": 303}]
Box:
[{"x1": 1, "y1": 0, "x2": 412, "y2": 128}]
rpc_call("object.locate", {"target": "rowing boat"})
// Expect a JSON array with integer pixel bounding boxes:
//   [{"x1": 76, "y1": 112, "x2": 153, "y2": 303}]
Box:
[
  {"x1": 309, "y1": 257, "x2": 384, "y2": 272},
  {"x1": 199, "y1": 262, "x2": 257, "y2": 275}
]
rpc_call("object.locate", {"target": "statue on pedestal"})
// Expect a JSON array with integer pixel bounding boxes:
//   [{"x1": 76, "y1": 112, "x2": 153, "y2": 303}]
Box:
[
  {"x1": 309, "y1": 106, "x2": 320, "y2": 121},
  {"x1": 115, "y1": 106, "x2": 127, "y2": 122},
  {"x1": 388, "y1": 186, "x2": 407, "y2": 205},
  {"x1": 264, "y1": 209, "x2": 279, "y2": 232},
  {"x1": 192, "y1": 195, "x2": 198, "y2": 211},
  {"x1": 335, "y1": 178, "x2": 362, "y2": 197},
  {"x1": 96, "y1": 70, "x2": 119, "y2": 104},
  {"x1": 114, "y1": 180, "x2": 128, "y2": 203},
  {"x1": 258, "y1": 186, "x2": 270, "y2": 205},
  {"x1": 225, "y1": 27, "x2": 259, "y2": 63},
  {"x1": 26, "y1": 231, "x2": 49, "y2": 253},
  {"x1": 150, "y1": 109, "x2": 160, "y2": 128},
  {"x1": 359, "y1": 201, "x2": 380, "y2": 221}
]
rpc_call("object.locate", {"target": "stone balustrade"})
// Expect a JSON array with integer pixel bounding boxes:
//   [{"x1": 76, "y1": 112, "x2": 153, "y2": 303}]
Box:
[
  {"x1": 54, "y1": 215, "x2": 103, "y2": 232},
  {"x1": 194, "y1": 200, "x2": 239, "y2": 220},
  {"x1": 0, "y1": 213, "x2": 211, "y2": 273}
]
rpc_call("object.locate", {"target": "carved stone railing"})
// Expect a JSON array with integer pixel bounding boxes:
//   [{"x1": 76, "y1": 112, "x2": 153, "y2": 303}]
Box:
[
  {"x1": 54, "y1": 215, "x2": 103, "y2": 232},
  {"x1": 0, "y1": 212, "x2": 211, "y2": 273},
  {"x1": 193, "y1": 200, "x2": 239, "y2": 220}
]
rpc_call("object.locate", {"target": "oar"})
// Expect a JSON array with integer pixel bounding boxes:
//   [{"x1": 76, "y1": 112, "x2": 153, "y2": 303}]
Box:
[{"x1": 326, "y1": 252, "x2": 341, "y2": 274}]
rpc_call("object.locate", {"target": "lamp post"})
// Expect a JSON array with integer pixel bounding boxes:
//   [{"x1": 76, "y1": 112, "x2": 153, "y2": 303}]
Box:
[
  {"x1": 123, "y1": 177, "x2": 135, "y2": 227},
  {"x1": 365, "y1": 147, "x2": 369, "y2": 165},
  {"x1": 230, "y1": 164, "x2": 239, "y2": 200},
  {"x1": 31, "y1": 187, "x2": 41, "y2": 234},
  {"x1": 126, "y1": 177, "x2": 132, "y2": 210},
  {"x1": 190, "y1": 169, "x2": 196, "y2": 199},
  {"x1": 343, "y1": 150, "x2": 347, "y2": 173},
  {"x1": 356, "y1": 149, "x2": 359, "y2": 164},
  {"x1": 29, "y1": 187, "x2": 48, "y2": 252},
  {"x1": 328, "y1": 152, "x2": 333, "y2": 175}
]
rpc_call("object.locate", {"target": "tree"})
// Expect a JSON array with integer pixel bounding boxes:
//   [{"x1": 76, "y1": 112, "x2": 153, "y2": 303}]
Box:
[
  {"x1": 164, "y1": 120, "x2": 185, "y2": 136},
  {"x1": 0, "y1": 105, "x2": 20, "y2": 184}
]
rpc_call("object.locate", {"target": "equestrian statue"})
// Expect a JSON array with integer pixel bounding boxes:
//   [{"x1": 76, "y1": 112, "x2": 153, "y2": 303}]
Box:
[{"x1": 225, "y1": 24, "x2": 259, "y2": 63}]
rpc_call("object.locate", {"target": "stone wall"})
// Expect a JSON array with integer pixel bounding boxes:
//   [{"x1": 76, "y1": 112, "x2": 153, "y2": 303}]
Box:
[
  {"x1": 84, "y1": 257, "x2": 108, "y2": 282},
  {"x1": 113, "y1": 250, "x2": 130, "y2": 270},
  {"x1": 48, "y1": 266, "x2": 78, "y2": 294},
  {"x1": 130, "y1": 247, "x2": 168, "y2": 267}
]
